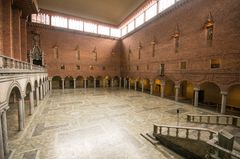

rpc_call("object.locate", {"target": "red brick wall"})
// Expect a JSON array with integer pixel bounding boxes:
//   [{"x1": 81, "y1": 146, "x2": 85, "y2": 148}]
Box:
[
  {"x1": 27, "y1": 25, "x2": 121, "y2": 79},
  {"x1": 121, "y1": 0, "x2": 240, "y2": 90},
  {"x1": 12, "y1": 8, "x2": 21, "y2": 59},
  {"x1": 0, "y1": 0, "x2": 3, "y2": 54}
]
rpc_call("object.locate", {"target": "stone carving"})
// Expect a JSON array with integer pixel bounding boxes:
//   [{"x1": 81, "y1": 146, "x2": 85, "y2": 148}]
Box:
[
  {"x1": 92, "y1": 47, "x2": 97, "y2": 61},
  {"x1": 30, "y1": 32, "x2": 44, "y2": 66}
]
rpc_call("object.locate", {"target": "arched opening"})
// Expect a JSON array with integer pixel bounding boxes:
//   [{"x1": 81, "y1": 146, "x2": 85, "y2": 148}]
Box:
[
  {"x1": 143, "y1": 79, "x2": 150, "y2": 93},
  {"x1": 64, "y1": 76, "x2": 74, "y2": 89},
  {"x1": 129, "y1": 78, "x2": 135, "y2": 89},
  {"x1": 199, "y1": 82, "x2": 221, "y2": 112},
  {"x1": 87, "y1": 76, "x2": 94, "y2": 88},
  {"x1": 76, "y1": 76, "x2": 84, "y2": 88},
  {"x1": 52, "y1": 76, "x2": 62, "y2": 89},
  {"x1": 39, "y1": 79, "x2": 42, "y2": 99},
  {"x1": 165, "y1": 79, "x2": 175, "y2": 99},
  {"x1": 178, "y1": 80, "x2": 194, "y2": 104},
  {"x1": 136, "y1": 79, "x2": 141, "y2": 91},
  {"x1": 104, "y1": 76, "x2": 111, "y2": 88},
  {"x1": 153, "y1": 79, "x2": 161, "y2": 96},
  {"x1": 227, "y1": 84, "x2": 240, "y2": 113},
  {"x1": 7, "y1": 86, "x2": 22, "y2": 140},
  {"x1": 96, "y1": 76, "x2": 103, "y2": 88},
  {"x1": 113, "y1": 76, "x2": 119, "y2": 87}
]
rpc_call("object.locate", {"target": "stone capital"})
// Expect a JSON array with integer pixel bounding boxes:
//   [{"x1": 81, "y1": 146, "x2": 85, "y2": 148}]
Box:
[
  {"x1": 221, "y1": 91, "x2": 228, "y2": 95},
  {"x1": 194, "y1": 87, "x2": 200, "y2": 91},
  {"x1": 175, "y1": 85, "x2": 180, "y2": 89}
]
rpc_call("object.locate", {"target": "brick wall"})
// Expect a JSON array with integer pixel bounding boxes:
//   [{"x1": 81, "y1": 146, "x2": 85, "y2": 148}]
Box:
[
  {"x1": 121, "y1": 0, "x2": 240, "y2": 90},
  {"x1": 27, "y1": 25, "x2": 121, "y2": 79},
  {"x1": 0, "y1": 0, "x2": 3, "y2": 54}
]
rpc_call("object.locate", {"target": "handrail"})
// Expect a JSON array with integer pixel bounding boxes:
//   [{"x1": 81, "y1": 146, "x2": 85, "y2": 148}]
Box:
[
  {"x1": 152, "y1": 124, "x2": 240, "y2": 159},
  {"x1": 153, "y1": 124, "x2": 217, "y2": 141},
  {"x1": 0, "y1": 54, "x2": 46, "y2": 72},
  {"x1": 207, "y1": 138, "x2": 240, "y2": 159},
  {"x1": 187, "y1": 114, "x2": 240, "y2": 128}
]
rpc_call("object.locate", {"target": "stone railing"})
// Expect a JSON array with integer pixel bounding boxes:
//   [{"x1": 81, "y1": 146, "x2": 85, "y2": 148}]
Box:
[
  {"x1": 207, "y1": 137, "x2": 240, "y2": 159},
  {"x1": 0, "y1": 55, "x2": 46, "y2": 72},
  {"x1": 153, "y1": 124, "x2": 217, "y2": 142},
  {"x1": 187, "y1": 114, "x2": 240, "y2": 128}
]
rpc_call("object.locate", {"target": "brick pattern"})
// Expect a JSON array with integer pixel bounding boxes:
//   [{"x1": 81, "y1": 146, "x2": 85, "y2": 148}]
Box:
[{"x1": 121, "y1": 0, "x2": 240, "y2": 90}]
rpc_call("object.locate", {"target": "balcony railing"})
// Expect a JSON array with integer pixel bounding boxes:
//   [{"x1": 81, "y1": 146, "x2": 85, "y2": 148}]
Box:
[{"x1": 0, "y1": 55, "x2": 46, "y2": 73}]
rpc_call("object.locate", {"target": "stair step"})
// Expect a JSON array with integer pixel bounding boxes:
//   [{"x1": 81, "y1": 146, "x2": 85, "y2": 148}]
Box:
[{"x1": 140, "y1": 133, "x2": 158, "y2": 145}]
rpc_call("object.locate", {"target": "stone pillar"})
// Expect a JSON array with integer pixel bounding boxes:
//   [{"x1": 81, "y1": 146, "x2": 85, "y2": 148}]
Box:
[
  {"x1": 119, "y1": 77, "x2": 122, "y2": 88},
  {"x1": 135, "y1": 80, "x2": 137, "y2": 91},
  {"x1": 29, "y1": 91, "x2": 34, "y2": 115},
  {"x1": 141, "y1": 80, "x2": 144, "y2": 92},
  {"x1": 0, "y1": 113, "x2": 4, "y2": 159},
  {"x1": 73, "y1": 78, "x2": 76, "y2": 89},
  {"x1": 49, "y1": 78, "x2": 52, "y2": 91},
  {"x1": 36, "y1": 87, "x2": 39, "y2": 106},
  {"x1": 150, "y1": 80, "x2": 153, "y2": 95},
  {"x1": 61, "y1": 79, "x2": 65, "y2": 90},
  {"x1": 94, "y1": 78, "x2": 96, "y2": 89},
  {"x1": 221, "y1": 91, "x2": 228, "y2": 114},
  {"x1": 84, "y1": 78, "x2": 87, "y2": 89},
  {"x1": 1, "y1": 111, "x2": 9, "y2": 155},
  {"x1": 128, "y1": 79, "x2": 131, "y2": 90},
  {"x1": 175, "y1": 85, "x2": 180, "y2": 102},
  {"x1": 161, "y1": 84, "x2": 165, "y2": 98},
  {"x1": 39, "y1": 85, "x2": 43, "y2": 100},
  {"x1": 124, "y1": 78, "x2": 126, "y2": 89},
  {"x1": 194, "y1": 88, "x2": 200, "y2": 107},
  {"x1": 111, "y1": 79, "x2": 114, "y2": 88},
  {"x1": 18, "y1": 98, "x2": 24, "y2": 130}
]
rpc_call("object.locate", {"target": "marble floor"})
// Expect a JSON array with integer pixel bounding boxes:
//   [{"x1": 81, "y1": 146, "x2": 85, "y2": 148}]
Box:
[{"x1": 8, "y1": 88, "x2": 225, "y2": 159}]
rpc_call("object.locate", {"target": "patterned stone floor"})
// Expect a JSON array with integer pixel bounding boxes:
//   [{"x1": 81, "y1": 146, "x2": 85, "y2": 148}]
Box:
[{"x1": 8, "y1": 88, "x2": 225, "y2": 159}]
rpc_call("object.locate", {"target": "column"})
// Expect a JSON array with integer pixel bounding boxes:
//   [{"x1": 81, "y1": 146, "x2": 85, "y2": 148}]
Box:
[
  {"x1": 119, "y1": 77, "x2": 122, "y2": 88},
  {"x1": 94, "y1": 78, "x2": 96, "y2": 89},
  {"x1": 111, "y1": 79, "x2": 114, "y2": 88},
  {"x1": 194, "y1": 88, "x2": 200, "y2": 107},
  {"x1": 175, "y1": 85, "x2": 180, "y2": 102},
  {"x1": 42, "y1": 83, "x2": 45, "y2": 97},
  {"x1": 135, "y1": 80, "x2": 137, "y2": 91},
  {"x1": 18, "y1": 98, "x2": 24, "y2": 130},
  {"x1": 84, "y1": 78, "x2": 87, "y2": 89},
  {"x1": 221, "y1": 91, "x2": 228, "y2": 114},
  {"x1": 39, "y1": 85, "x2": 43, "y2": 100},
  {"x1": 0, "y1": 113, "x2": 4, "y2": 159},
  {"x1": 29, "y1": 91, "x2": 34, "y2": 115},
  {"x1": 128, "y1": 79, "x2": 131, "y2": 90},
  {"x1": 49, "y1": 78, "x2": 52, "y2": 91},
  {"x1": 141, "y1": 80, "x2": 144, "y2": 92},
  {"x1": 161, "y1": 84, "x2": 165, "y2": 98},
  {"x1": 73, "y1": 78, "x2": 76, "y2": 89},
  {"x1": 36, "y1": 87, "x2": 39, "y2": 106},
  {"x1": 1, "y1": 111, "x2": 9, "y2": 155},
  {"x1": 124, "y1": 78, "x2": 126, "y2": 89},
  {"x1": 61, "y1": 79, "x2": 65, "y2": 90},
  {"x1": 150, "y1": 80, "x2": 153, "y2": 95}
]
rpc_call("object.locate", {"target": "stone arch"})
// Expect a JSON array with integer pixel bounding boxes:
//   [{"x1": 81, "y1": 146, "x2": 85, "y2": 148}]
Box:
[
  {"x1": 142, "y1": 78, "x2": 151, "y2": 93},
  {"x1": 113, "y1": 76, "x2": 119, "y2": 87},
  {"x1": 178, "y1": 80, "x2": 194, "y2": 104},
  {"x1": 104, "y1": 76, "x2": 111, "y2": 88},
  {"x1": 226, "y1": 84, "x2": 240, "y2": 110},
  {"x1": 76, "y1": 76, "x2": 84, "y2": 88},
  {"x1": 199, "y1": 81, "x2": 221, "y2": 111},
  {"x1": 87, "y1": 76, "x2": 95, "y2": 88},
  {"x1": 6, "y1": 84, "x2": 24, "y2": 139},
  {"x1": 96, "y1": 76, "x2": 103, "y2": 88},
  {"x1": 52, "y1": 76, "x2": 62, "y2": 89},
  {"x1": 64, "y1": 76, "x2": 74, "y2": 89}
]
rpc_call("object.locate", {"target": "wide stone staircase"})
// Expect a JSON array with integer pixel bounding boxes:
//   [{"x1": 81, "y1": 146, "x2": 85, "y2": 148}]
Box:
[{"x1": 141, "y1": 115, "x2": 240, "y2": 159}]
